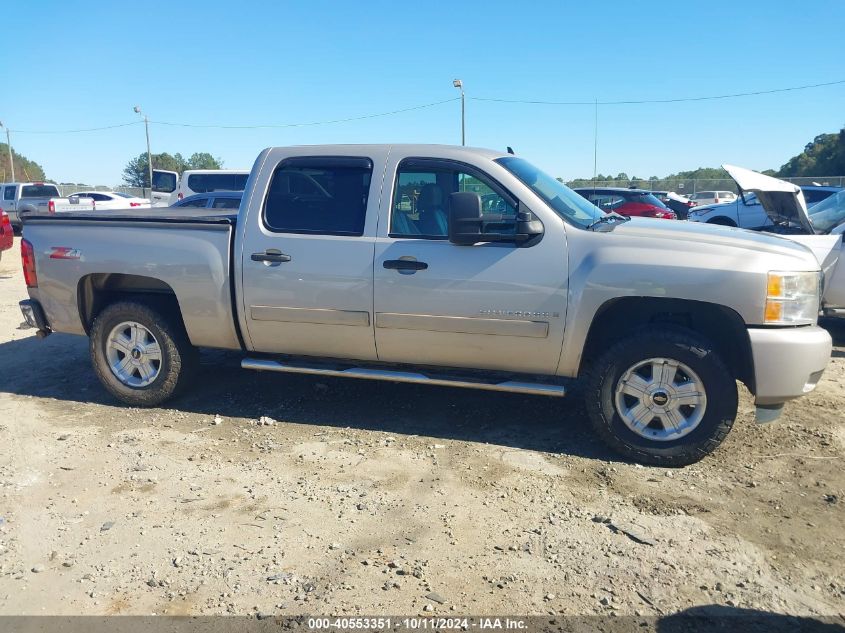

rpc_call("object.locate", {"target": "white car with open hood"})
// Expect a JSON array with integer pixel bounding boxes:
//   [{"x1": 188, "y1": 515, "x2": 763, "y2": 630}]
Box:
[{"x1": 722, "y1": 164, "x2": 845, "y2": 318}]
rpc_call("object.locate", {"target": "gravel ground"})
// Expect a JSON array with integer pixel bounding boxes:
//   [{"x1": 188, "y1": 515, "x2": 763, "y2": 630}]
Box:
[{"x1": 0, "y1": 237, "x2": 843, "y2": 619}]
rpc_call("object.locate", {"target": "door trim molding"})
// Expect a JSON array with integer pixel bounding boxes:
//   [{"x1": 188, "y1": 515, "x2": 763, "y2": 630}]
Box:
[
  {"x1": 250, "y1": 306, "x2": 371, "y2": 327},
  {"x1": 375, "y1": 312, "x2": 548, "y2": 338}
]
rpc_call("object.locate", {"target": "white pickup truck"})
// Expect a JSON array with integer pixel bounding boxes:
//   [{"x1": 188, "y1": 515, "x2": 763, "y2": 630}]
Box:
[{"x1": 17, "y1": 145, "x2": 832, "y2": 466}]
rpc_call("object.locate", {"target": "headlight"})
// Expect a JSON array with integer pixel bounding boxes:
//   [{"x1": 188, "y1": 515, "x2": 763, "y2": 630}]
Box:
[{"x1": 764, "y1": 271, "x2": 821, "y2": 325}]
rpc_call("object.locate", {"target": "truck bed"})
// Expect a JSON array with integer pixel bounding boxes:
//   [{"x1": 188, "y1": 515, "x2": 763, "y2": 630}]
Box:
[{"x1": 22, "y1": 209, "x2": 242, "y2": 351}]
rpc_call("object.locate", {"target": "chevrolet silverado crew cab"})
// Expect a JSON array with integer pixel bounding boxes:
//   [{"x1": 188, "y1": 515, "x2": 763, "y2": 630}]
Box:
[{"x1": 18, "y1": 145, "x2": 832, "y2": 466}]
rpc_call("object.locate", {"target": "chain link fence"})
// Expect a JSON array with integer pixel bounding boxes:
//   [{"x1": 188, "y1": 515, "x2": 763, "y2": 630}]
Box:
[{"x1": 564, "y1": 176, "x2": 845, "y2": 194}]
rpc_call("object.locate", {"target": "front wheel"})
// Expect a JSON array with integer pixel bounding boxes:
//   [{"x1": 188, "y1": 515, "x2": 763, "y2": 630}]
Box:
[
  {"x1": 584, "y1": 328, "x2": 738, "y2": 467},
  {"x1": 90, "y1": 300, "x2": 197, "y2": 407}
]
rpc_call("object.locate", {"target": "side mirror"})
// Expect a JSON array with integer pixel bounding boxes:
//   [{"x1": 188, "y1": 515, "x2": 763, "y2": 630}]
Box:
[
  {"x1": 448, "y1": 192, "x2": 484, "y2": 245},
  {"x1": 448, "y1": 192, "x2": 543, "y2": 246}
]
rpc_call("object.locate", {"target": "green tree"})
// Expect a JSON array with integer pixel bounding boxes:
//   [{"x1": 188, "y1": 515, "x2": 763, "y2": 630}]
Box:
[
  {"x1": 0, "y1": 143, "x2": 47, "y2": 182},
  {"x1": 122, "y1": 151, "x2": 223, "y2": 187},
  {"x1": 777, "y1": 128, "x2": 845, "y2": 177}
]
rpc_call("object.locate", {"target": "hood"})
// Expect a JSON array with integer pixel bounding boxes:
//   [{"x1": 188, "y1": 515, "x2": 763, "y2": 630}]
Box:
[
  {"x1": 609, "y1": 216, "x2": 820, "y2": 266},
  {"x1": 722, "y1": 164, "x2": 814, "y2": 233}
]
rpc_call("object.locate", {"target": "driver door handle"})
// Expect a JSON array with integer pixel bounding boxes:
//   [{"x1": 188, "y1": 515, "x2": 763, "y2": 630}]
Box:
[
  {"x1": 251, "y1": 250, "x2": 291, "y2": 263},
  {"x1": 383, "y1": 259, "x2": 428, "y2": 271}
]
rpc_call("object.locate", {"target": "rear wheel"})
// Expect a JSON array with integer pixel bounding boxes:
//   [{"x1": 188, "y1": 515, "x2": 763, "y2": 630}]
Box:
[
  {"x1": 90, "y1": 300, "x2": 196, "y2": 406},
  {"x1": 584, "y1": 328, "x2": 737, "y2": 466}
]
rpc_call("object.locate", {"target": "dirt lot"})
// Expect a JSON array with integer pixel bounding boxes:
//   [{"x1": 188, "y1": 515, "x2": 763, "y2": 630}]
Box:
[{"x1": 0, "y1": 236, "x2": 843, "y2": 619}]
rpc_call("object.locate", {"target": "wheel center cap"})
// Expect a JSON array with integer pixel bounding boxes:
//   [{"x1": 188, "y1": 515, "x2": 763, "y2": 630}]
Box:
[
  {"x1": 131, "y1": 348, "x2": 142, "y2": 360},
  {"x1": 652, "y1": 391, "x2": 669, "y2": 406}
]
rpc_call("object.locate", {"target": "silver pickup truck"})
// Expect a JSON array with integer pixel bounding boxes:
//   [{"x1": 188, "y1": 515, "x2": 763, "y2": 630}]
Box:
[
  {"x1": 18, "y1": 145, "x2": 832, "y2": 466},
  {"x1": 1, "y1": 182, "x2": 94, "y2": 228}
]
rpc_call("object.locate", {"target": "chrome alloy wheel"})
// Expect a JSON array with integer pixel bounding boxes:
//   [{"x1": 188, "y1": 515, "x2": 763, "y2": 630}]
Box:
[
  {"x1": 613, "y1": 357, "x2": 707, "y2": 442},
  {"x1": 105, "y1": 321, "x2": 162, "y2": 388}
]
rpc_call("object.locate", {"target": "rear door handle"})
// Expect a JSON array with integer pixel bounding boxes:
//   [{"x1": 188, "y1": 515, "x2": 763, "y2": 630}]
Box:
[
  {"x1": 251, "y1": 249, "x2": 291, "y2": 263},
  {"x1": 383, "y1": 259, "x2": 428, "y2": 271}
]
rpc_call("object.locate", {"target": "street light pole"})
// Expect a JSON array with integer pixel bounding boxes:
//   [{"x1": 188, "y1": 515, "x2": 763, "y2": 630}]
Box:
[
  {"x1": 0, "y1": 121, "x2": 15, "y2": 182},
  {"x1": 453, "y1": 79, "x2": 465, "y2": 146},
  {"x1": 133, "y1": 106, "x2": 153, "y2": 194}
]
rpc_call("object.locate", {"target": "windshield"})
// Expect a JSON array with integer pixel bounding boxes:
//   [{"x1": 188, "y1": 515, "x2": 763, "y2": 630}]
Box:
[
  {"x1": 113, "y1": 192, "x2": 133, "y2": 198},
  {"x1": 629, "y1": 192, "x2": 669, "y2": 209},
  {"x1": 808, "y1": 189, "x2": 845, "y2": 233},
  {"x1": 495, "y1": 157, "x2": 603, "y2": 228}
]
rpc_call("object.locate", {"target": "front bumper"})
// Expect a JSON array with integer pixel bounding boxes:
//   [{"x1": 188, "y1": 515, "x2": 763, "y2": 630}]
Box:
[
  {"x1": 19, "y1": 299, "x2": 51, "y2": 337},
  {"x1": 748, "y1": 325, "x2": 831, "y2": 419}
]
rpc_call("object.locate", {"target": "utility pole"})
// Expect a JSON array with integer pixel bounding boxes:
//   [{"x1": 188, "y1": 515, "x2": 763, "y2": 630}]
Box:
[
  {"x1": 133, "y1": 106, "x2": 153, "y2": 194},
  {"x1": 0, "y1": 121, "x2": 15, "y2": 182},
  {"x1": 453, "y1": 79, "x2": 465, "y2": 146}
]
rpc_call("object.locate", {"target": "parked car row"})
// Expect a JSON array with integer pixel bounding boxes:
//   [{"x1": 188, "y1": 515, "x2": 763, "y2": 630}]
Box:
[
  {"x1": 1, "y1": 182, "x2": 95, "y2": 229},
  {"x1": 150, "y1": 169, "x2": 249, "y2": 206}
]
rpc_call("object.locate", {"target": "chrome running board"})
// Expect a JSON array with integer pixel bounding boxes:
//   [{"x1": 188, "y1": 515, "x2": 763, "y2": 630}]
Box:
[{"x1": 241, "y1": 358, "x2": 566, "y2": 397}]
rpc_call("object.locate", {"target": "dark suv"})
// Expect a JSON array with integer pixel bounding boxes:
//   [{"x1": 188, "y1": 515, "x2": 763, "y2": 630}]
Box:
[{"x1": 573, "y1": 187, "x2": 677, "y2": 220}]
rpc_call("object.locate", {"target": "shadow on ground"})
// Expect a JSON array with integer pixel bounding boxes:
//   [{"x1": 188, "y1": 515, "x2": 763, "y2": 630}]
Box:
[
  {"x1": 657, "y1": 605, "x2": 845, "y2": 632},
  {"x1": 0, "y1": 330, "x2": 613, "y2": 461},
  {"x1": 822, "y1": 318, "x2": 845, "y2": 358}
]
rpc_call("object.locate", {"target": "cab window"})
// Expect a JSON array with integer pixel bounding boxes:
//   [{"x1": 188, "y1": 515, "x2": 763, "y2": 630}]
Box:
[
  {"x1": 263, "y1": 157, "x2": 372, "y2": 236},
  {"x1": 391, "y1": 160, "x2": 516, "y2": 239}
]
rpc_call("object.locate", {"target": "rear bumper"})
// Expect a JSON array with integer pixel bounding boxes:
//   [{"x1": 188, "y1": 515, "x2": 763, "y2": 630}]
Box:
[
  {"x1": 19, "y1": 299, "x2": 51, "y2": 336},
  {"x1": 749, "y1": 325, "x2": 831, "y2": 416}
]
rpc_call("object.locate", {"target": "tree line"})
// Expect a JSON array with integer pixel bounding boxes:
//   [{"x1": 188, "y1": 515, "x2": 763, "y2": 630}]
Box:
[{"x1": 565, "y1": 125, "x2": 845, "y2": 187}]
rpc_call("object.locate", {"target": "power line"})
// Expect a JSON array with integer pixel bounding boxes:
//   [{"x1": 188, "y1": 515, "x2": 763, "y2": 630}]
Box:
[
  {"x1": 150, "y1": 97, "x2": 461, "y2": 129},
  {"x1": 472, "y1": 78, "x2": 845, "y2": 106},
  {"x1": 6, "y1": 98, "x2": 460, "y2": 135},
  {"x1": 10, "y1": 121, "x2": 142, "y2": 134}
]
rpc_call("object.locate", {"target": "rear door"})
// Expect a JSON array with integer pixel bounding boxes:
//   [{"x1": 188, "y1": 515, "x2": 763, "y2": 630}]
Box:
[
  {"x1": 151, "y1": 170, "x2": 178, "y2": 207},
  {"x1": 240, "y1": 154, "x2": 381, "y2": 361},
  {"x1": 373, "y1": 157, "x2": 568, "y2": 375}
]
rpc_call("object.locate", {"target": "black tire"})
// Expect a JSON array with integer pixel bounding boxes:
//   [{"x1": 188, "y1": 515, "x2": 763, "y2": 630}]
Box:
[
  {"x1": 90, "y1": 300, "x2": 197, "y2": 407},
  {"x1": 584, "y1": 328, "x2": 737, "y2": 467}
]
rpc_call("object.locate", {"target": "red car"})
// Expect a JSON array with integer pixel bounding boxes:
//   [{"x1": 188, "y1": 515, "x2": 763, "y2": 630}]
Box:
[
  {"x1": 574, "y1": 187, "x2": 677, "y2": 219},
  {"x1": 0, "y1": 210, "x2": 13, "y2": 257}
]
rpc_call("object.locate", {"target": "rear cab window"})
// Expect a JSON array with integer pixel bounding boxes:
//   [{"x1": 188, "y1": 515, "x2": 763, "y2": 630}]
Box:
[
  {"x1": 263, "y1": 157, "x2": 372, "y2": 236},
  {"x1": 21, "y1": 184, "x2": 60, "y2": 198}
]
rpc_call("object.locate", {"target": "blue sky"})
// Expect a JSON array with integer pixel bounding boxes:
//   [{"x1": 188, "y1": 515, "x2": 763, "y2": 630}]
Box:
[{"x1": 4, "y1": 0, "x2": 845, "y2": 185}]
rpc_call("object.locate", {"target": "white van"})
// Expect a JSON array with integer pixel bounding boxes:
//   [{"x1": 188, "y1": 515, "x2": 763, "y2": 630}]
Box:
[{"x1": 151, "y1": 169, "x2": 249, "y2": 207}]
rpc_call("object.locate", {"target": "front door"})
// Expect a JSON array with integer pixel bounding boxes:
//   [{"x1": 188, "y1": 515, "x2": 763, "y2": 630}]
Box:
[
  {"x1": 240, "y1": 156, "x2": 379, "y2": 361},
  {"x1": 373, "y1": 158, "x2": 568, "y2": 375}
]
